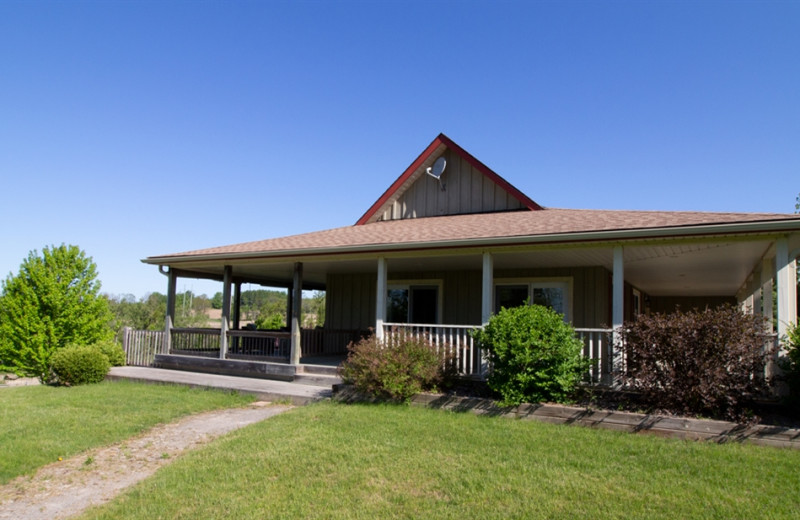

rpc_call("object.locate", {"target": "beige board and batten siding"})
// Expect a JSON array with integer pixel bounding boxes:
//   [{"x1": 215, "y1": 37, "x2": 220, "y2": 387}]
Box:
[
  {"x1": 325, "y1": 266, "x2": 612, "y2": 331},
  {"x1": 378, "y1": 149, "x2": 526, "y2": 221}
]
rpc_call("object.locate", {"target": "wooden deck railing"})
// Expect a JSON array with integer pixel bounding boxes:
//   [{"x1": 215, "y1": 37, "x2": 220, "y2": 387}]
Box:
[
  {"x1": 121, "y1": 327, "x2": 367, "y2": 366},
  {"x1": 121, "y1": 325, "x2": 777, "y2": 388},
  {"x1": 382, "y1": 323, "x2": 484, "y2": 376},
  {"x1": 120, "y1": 327, "x2": 164, "y2": 366},
  {"x1": 382, "y1": 323, "x2": 616, "y2": 381}
]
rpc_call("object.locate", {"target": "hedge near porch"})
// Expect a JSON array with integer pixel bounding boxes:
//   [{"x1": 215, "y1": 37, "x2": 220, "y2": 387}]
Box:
[
  {"x1": 474, "y1": 304, "x2": 589, "y2": 406},
  {"x1": 618, "y1": 305, "x2": 769, "y2": 423}
]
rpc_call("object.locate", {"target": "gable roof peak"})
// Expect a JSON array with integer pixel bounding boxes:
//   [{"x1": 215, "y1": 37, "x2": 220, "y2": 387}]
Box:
[{"x1": 355, "y1": 134, "x2": 542, "y2": 225}]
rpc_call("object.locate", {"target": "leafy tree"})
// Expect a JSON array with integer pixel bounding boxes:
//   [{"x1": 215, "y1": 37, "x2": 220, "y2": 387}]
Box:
[
  {"x1": 254, "y1": 299, "x2": 286, "y2": 330},
  {"x1": 106, "y1": 292, "x2": 167, "y2": 332},
  {"x1": 302, "y1": 290, "x2": 326, "y2": 328},
  {"x1": 211, "y1": 291, "x2": 223, "y2": 309},
  {"x1": 0, "y1": 245, "x2": 113, "y2": 381}
]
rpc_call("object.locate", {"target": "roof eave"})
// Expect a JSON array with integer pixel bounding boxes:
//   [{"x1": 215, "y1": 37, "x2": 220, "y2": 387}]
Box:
[{"x1": 141, "y1": 219, "x2": 800, "y2": 266}]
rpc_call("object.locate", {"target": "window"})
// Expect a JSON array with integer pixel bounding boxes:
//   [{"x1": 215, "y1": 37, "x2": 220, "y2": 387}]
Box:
[
  {"x1": 495, "y1": 279, "x2": 572, "y2": 321},
  {"x1": 632, "y1": 288, "x2": 642, "y2": 317},
  {"x1": 387, "y1": 283, "x2": 440, "y2": 324}
]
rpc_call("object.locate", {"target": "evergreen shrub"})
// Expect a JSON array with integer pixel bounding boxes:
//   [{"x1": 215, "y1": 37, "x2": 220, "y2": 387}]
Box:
[
  {"x1": 619, "y1": 305, "x2": 769, "y2": 422},
  {"x1": 50, "y1": 344, "x2": 110, "y2": 386},
  {"x1": 474, "y1": 304, "x2": 589, "y2": 406},
  {"x1": 339, "y1": 333, "x2": 456, "y2": 402}
]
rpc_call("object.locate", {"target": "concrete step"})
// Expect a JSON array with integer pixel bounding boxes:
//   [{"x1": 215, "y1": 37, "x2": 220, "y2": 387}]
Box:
[
  {"x1": 293, "y1": 373, "x2": 343, "y2": 387},
  {"x1": 298, "y1": 363, "x2": 340, "y2": 377}
]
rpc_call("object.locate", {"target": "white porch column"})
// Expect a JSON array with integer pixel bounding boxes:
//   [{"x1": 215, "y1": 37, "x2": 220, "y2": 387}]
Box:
[
  {"x1": 290, "y1": 262, "x2": 303, "y2": 365},
  {"x1": 612, "y1": 246, "x2": 625, "y2": 385},
  {"x1": 776, "y1": 237, "x2": 798, "y2": 339},
  {"x1": 481, "y1": 252, "x2": 494, "y2": 324},
  {"x1": 761, "y1": 257, "x2": 774, "y2": 329},
  {"x1": 375, "y1": 257, "x2": 387, "y2": 340},
  {"x1": 220, "y1": 266, "x2": 232, "y2": 359},
  {"x1": 752, "y1": 268, "x2": 763, "y2": 317},
  {"x1": 163, "y1": 268, "x2": 177, "y2": 354},
  {"x1": 612, "y1": 246, "x2": 624, "y2": 332}
]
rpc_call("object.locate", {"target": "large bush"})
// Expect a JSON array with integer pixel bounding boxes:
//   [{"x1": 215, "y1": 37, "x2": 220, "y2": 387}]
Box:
[
  {"x1": 339, "y1": 333, "x2": 455, "y2": 402},
  {"x1": 50, "y1": 344, "x2": 111, "y2": 386},
  {"x1": 619, "y1": 305, "x2": 769, "y2": 422},
  {"x1": 474, "y1": 304, "x2": 589, "y2": 406},
  {"x1": 97, "y1": 340, "x2": 126, "y2": 367},
  {"x1": 0, "y1": 244, "x2": 113, "y2": 381},
  {"x1": 779, "y1": 321, "x2": 800, "y2": 406}
]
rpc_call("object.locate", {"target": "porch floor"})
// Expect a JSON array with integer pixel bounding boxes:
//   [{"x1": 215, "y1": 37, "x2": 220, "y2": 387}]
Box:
[{"x1": 106, "y1": 366, "x2": 332, "y2": 405}]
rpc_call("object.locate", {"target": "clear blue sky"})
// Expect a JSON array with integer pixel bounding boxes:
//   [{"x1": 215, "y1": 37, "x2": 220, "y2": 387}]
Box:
[{"x1": 1, "y1": 0, "x2": 798, "y2": 299}]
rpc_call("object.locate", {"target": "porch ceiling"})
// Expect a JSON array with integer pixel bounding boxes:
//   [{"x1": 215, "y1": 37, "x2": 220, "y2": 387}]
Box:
[{"x1": 493, "y1": 238, "x2": 773, "y2": 296}]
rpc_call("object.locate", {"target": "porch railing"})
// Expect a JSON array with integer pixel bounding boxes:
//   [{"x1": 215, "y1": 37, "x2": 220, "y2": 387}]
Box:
[
  {"x1": 121, "y1": 325, "x2": 779, "y2": 387},
  {"x1": 170, "y1": 327, "x2": 221, "y2": 356},
  {"x1": 121, "y1": 327, "x2": 368, "y2": 366},
  {"x1": 120, "y1": 327, "x2": 164, "y2": 367},
  {"x1": 576, "y1": 328, "x2": 614, "y2": 385},
  {"x1": 381, "y1": 323, "x2": 615, "y2": 381},
  {"x1": 382, "y1": 323, "x2": 484, "y2": 376}
]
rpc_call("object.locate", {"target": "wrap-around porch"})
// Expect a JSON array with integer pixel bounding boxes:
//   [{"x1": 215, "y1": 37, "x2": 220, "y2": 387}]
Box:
[{"x1": 151, "y1": 233, "x2": 798, "y2": 385}]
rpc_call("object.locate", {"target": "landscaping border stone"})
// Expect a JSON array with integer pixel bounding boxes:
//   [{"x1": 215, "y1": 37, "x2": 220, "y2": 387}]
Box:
[{"x1": 332, "y1": 385, "x2": 800, "y2": 449}]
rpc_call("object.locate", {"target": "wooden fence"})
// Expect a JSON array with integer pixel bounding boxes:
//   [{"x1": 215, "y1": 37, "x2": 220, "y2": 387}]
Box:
[{"x1": 120, "y1": 327, "x2": 164, "y2": 367}]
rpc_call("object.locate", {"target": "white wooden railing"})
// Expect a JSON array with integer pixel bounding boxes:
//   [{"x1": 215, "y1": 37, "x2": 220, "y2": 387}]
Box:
[
  {"x1": 120, "y1": 327, "x2": 164, "y2": 366},
  {"x1": 575, "y1": 328, "x2": 614, "y2": 385},
  {"x1": 382, "y1": 323, "x2": 616, "y2": 382},
  {"x1": 382, "y1": 323, "x2": 484, "y2": 376}
]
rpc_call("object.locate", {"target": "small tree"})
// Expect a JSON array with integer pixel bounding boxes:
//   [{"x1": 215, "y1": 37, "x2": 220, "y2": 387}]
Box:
[
  {"x1": 474, "y1": 304, "x2": 589, "y2": 406},
  {"x1": 0, "y1": 245, "x2": 113, "y2": 381}
]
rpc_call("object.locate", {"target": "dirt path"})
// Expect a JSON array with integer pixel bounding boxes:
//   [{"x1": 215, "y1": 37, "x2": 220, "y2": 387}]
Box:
[{"x1": 0, "y1": 402, "x2": 291, "y2": 520}]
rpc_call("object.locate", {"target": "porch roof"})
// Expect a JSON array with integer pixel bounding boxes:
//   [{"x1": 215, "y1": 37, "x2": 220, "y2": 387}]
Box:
[{"x1": 144, "y1": 207, "x2": 800, "y2": 264}]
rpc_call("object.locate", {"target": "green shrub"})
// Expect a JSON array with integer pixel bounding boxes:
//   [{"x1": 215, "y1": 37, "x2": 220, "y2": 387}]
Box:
[
  {"x1": 339, "y1": 333, "x2": 456, "y2": 402},
  {"x1": 255, "y1": 313, "x2": 285, "y2": 330},
  {"x1": 619, "y1": 305, "x2": 769, "y2": 422},
  {"x1": 474, "y1": 304, "x2": 589, "y2": 406},
  {"x1": 779, "y1": 321, "x2": 800, "y2": 405},
  {"x1": 50, "y1": 344, "x2": 110, "y2": 386},
  {"x1": 97, "y1": 340, "x2": 126, "y2": 366}
]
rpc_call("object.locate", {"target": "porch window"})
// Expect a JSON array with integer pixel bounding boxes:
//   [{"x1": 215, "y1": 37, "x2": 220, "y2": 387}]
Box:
[
  {"x1": 632, "y1": 288, "x2": 642, "y2": 317},
  {"x1": 387, "y1": 284, "x2": 440, "y2": 324},
  {"x1": 495, "y1": 280, "x2": 571, "y2": 321}
]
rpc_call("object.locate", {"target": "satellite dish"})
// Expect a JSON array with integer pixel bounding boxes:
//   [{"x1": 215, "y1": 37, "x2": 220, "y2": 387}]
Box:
[
  {"x1": 426, "y1": 157, "x2": 446, "y2": 179},
  {"x1": 426, "y1": 157, "x2": 447, "y2": 191}
]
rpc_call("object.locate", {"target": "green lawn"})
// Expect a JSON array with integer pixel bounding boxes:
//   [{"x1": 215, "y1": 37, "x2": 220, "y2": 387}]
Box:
[
  {"x1": 81, "y1": 402, "x2": 800, "y2": 520},
  {"x1": 0, "y1": 380, "x2": 254, "y2": 484}
]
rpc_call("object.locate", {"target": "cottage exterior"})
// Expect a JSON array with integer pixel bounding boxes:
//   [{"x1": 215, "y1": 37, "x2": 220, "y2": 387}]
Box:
[{"x1": 143, "y1": 134, "x2": 800, "y2": 381}]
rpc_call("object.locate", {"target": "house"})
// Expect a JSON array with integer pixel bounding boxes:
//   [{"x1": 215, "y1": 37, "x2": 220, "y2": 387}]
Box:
[{"x1": 143, "y1": 134, "x2": 800, "y2": 382}]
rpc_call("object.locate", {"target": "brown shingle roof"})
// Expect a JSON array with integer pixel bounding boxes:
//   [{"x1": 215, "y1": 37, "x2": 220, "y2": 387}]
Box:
[{"x1": 146, "y1": 208, "x2": 800, "y2": 262}]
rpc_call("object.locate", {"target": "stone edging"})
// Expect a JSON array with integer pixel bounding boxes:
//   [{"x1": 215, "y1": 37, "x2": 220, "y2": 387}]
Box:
[{"x1": 331, "y1": 385, "x2": 800, "y2": 449}]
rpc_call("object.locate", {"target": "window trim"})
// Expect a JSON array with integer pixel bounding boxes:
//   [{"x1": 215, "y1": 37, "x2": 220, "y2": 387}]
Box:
[{"x1": 386, "y1": 279, "x2": 443, "y2": 325}]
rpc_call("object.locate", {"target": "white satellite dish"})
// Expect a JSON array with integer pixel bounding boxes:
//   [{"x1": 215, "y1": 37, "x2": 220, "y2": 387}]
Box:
[
  {"x1": 426, "y1": 157, "x2": 447, "y2": 190},
  {"x1": 427, "y1": 157, "x2": 446, "y2": 179}
]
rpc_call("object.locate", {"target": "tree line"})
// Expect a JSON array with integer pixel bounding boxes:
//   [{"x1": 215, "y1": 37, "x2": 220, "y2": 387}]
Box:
[{"x1": 106, "y1": 288, "x2": 325, "y2": 331}]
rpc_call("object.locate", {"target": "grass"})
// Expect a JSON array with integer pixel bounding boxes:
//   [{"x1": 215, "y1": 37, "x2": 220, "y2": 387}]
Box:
[
  {"x1": 81, "y1": 402, "x2": 800, "y2": 520},
  {"x1": 0, "y1": 380, "x2": 254, "y2": 484}
]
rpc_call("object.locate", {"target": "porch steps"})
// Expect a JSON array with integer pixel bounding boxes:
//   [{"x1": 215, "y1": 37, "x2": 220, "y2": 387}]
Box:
[{"x1": 294, "y1": 364, "x2": 343, "y2": 387}]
